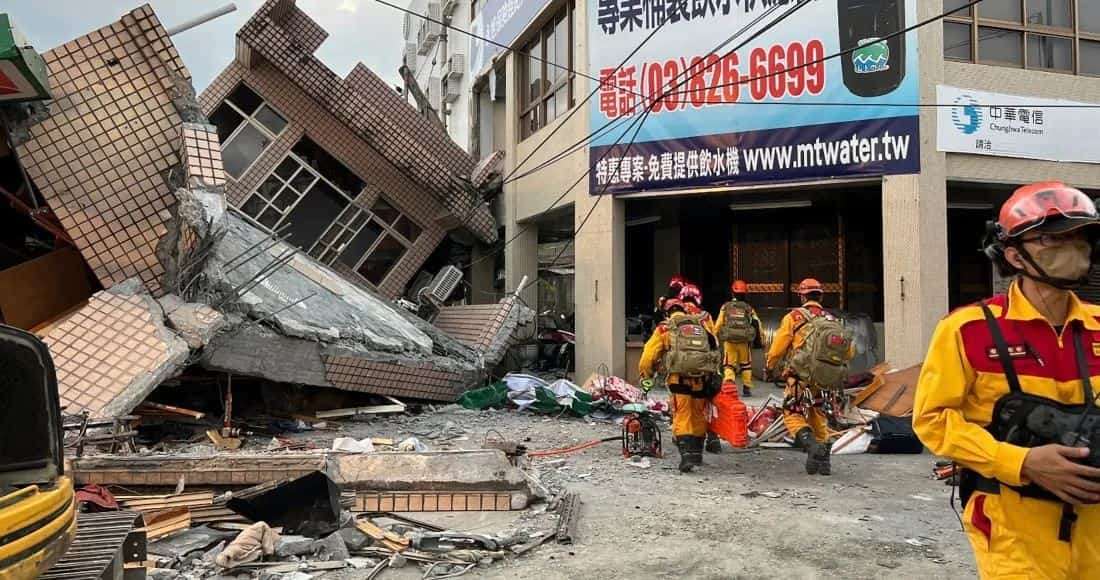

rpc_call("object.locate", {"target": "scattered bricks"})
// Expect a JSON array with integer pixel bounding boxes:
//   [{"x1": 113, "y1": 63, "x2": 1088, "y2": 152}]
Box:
[{"x1": 312, "y1": 532, "x2": 350, "y2": 561}]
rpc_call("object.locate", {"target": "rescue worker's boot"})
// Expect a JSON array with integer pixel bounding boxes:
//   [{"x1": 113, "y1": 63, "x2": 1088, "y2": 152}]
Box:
[
  {"x1": 794, "y1": 428, "x2": 819, "y2": 475},
  {"x1": 741, "y1": 369, "x2": 753, "y2": 398},
  {"x1": 687, "y1": 436, "x2": 705, "y2": 469},
  {"x1": 705, "y1": 431, "x2": 722, "y2": 454},
  {"x1": 676, "y1": 437, "x2": 694, "y2": 473},
  {"x1": 816, "y1": 441, "x2": 832, "y2": 476}
]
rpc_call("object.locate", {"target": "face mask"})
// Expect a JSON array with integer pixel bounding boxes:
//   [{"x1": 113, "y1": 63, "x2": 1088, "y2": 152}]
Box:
[{"x1": 1031, "y1": 239, "x2": 1092, "y2": 282}]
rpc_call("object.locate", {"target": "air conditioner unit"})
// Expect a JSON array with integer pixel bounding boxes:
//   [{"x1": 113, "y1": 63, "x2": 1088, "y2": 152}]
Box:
[
  {"x1": 417, "y1": 26, "x2": 437, "y2": 55},
  {"x1": 443, "y1": 78, "x2": 461, "y2": 103},
  {"x1": 420, "y1": 265, "x2": 463, "y2": 305},
  {"x1": 426, "y1": 2, "x2": 443, "y2": 39},
  {"x1": 445, "y1": 53, "x2": 465, "y2": 84}
]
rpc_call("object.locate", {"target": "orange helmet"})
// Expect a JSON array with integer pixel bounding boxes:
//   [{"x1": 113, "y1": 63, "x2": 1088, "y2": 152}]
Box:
[
  {"x1": 797, "y1": 278, "x2": 824, "y2": 295},
  {"x1": 731, "y1": 280, "x2": 748, "y2": 294},
  {"x1": 995, "y1": 181, "x2": 1100, "y2": 239},
  {"x1": 668, "y1": 275, "x2": 688, "y2": 292},
  {"x1": 663, "y1": 298, "x2": 685, "y2": 312}
]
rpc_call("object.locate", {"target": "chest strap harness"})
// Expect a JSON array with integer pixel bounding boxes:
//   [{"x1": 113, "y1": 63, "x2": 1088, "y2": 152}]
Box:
[{"x1": 977, "y1": 301, "x2": 1095, "y2": 542}]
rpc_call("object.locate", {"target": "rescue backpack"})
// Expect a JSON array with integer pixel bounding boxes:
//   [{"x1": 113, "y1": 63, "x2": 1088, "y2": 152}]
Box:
[
  {"x1": 663, "y1": 314, "x2": 719, "y2": 378},
  {"x1": 718, "y1": 300, "x2": 757, "y2": 343},
  {"x1": 787, "y1": 308, "x2": 853, "y2": 389}
]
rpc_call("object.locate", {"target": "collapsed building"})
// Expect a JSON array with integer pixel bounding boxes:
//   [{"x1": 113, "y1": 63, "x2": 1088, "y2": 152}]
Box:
[{"x1": 0, "y1": 1, "x2": 529, "y2": 420}]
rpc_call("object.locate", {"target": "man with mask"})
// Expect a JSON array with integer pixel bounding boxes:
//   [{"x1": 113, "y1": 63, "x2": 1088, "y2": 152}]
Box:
[{"x1": 913, "y1": 181, "x2": 1100, "y2": 578}]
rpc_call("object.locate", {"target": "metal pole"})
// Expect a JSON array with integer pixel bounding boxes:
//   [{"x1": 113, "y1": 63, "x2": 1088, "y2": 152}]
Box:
[{"x1": 167, "y1": 3, "x2": 238, "y2": 36}]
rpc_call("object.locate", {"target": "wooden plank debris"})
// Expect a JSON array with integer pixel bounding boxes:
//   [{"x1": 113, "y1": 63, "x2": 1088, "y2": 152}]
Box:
[
  {"x1": 139, "y1": 508, "x2": 191, "y2": 540},
  {"x1": 136, "y1": 401, "x2": 206, "y2": 419},
  {"x1": 355, "y1": 518, "x2": 410, "y2": 553}
]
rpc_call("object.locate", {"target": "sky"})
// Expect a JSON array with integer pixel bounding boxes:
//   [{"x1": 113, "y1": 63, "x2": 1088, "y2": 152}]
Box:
[{"x1": 2, "y1": 0, "x2": 405, "y2": 90}]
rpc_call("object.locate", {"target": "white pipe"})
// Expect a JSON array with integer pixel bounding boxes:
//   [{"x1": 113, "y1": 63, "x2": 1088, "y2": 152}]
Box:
[{"x1": 167, "y1": 3, "x2": 238, "y2": 36}]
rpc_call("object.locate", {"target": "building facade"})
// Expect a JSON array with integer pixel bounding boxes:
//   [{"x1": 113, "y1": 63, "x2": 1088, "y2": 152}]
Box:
[
  {"x1": 200, "y1": 0, "x2": 497, "y2": 300},
  {"x1": 475, "y1": 0, "x2": 1100, "y2": 380}
]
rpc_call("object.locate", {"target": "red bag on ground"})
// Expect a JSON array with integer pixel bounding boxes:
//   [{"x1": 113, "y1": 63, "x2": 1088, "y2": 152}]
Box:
[{"x1": 709, "y1": 383, "x2": 748, "y2": 448}]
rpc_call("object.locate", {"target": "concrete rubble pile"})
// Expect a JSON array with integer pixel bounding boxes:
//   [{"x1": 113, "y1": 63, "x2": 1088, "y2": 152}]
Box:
[{"x1": 0, "y1": 1, "x2": 531, "y2": 426}]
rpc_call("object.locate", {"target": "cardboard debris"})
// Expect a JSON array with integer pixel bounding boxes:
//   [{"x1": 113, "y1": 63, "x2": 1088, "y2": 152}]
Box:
[{"x1": 852, "y1": 364, "x2": 921, "y2": 417}]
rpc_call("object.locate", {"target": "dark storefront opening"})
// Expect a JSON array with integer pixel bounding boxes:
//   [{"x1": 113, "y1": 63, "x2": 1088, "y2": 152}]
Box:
[
  {"x1": 0, "y1": 128, "x2": 100, "y2": 332},
  {"x1": 624, "y1": 184, "x2": 885, "y2": 326}
]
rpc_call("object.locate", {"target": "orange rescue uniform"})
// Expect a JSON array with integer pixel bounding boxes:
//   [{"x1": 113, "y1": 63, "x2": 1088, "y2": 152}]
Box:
[
  {"x1": 765, "y1": 302, "x2": 853, "y2": 442},
  {"x1": 913, "y1": 281, "x2": 1100, "y2": 579},
  {"x1": 639, "y1": 311, "x2": 714, "y2": 439},
  {"x1": 714, "y1": 301, "x2": 762, "y2": 387}
]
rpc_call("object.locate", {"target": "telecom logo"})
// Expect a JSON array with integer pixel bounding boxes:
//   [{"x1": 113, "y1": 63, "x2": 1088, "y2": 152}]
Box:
[
  {"x1": 951, "y1": 94, "x2": 983, "y2": 135},
  {"x1": 853, "y1": 39, "x2": 890, "y2": 74}
]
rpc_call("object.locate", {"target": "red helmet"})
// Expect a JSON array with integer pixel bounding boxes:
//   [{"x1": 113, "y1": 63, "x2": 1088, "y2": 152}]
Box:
[
  {"x1": 996, "y1": 181, "x2": 1100, "y2": 239},
  {"x1": 798, "y1": 278, "x2": 824, "y2": 295},
  {"x1": 663, "y1": 298, "x2": 684, "y2": 312},
  {"x1": 679, "y1": 283, "x2": 702, "y2": 304},
  {"x1": 731, "y1": 280, "x2": 748, "y2": 294},
  {"x1": 668, "y1": 275, "x2": 688, "y2": 292}
]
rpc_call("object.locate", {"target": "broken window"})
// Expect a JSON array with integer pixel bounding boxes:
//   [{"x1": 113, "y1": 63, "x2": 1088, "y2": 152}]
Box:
[
  {"x1": 291, "y1": 137, "x2": 364, "y2": 199},
  {"x1": 311, "y1": 195, "x2": 423, "y2": 286},
  {"x1": 209, "y1": 84, "x2": 287, "y2": 179},
  {"x1": 357, "y1": 233, "x2": 407, "y2": 285}
]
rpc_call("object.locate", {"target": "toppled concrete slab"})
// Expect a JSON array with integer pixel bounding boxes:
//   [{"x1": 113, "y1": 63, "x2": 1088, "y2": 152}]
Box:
[
  {"x1": 70, "y1": 453, "x2": 327, "y2": 487},
  {"x1": 329, "y1": 450, "x2": 527, "y2": 493},
  {"x1": 42, "y1": 280, "x2": 189, "y2": 418},
  {"x1": 71, "y1": 451, "x2": 532, "y2": 508},
  {"x1": 163, "y1": 187, "x2": 487, "y2": 401}
]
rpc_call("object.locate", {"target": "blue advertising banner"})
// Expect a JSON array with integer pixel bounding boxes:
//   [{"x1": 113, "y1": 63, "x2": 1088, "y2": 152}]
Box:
[
  {"x1": 587, "y1": 0, "x2": 921, "y2": 194},
  {"x1": 469, "y1": 0, "x2": 554, "y2": 77}
]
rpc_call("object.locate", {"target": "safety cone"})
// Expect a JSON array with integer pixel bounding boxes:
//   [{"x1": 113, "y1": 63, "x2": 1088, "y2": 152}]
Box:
[{"x1": 709, "y1": 381, "x2": 749, "y2": 448}]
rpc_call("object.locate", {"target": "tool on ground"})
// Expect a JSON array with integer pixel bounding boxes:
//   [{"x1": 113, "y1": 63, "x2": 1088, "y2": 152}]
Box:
[{"x1": 621, "y1": 403, "x2": 663, "y2": 458}]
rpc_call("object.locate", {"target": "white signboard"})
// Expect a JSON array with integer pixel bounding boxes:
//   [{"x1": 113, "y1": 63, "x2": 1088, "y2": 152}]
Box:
[{"x1": 937, "y1": 85, "x2": 1100, "y2": 164}]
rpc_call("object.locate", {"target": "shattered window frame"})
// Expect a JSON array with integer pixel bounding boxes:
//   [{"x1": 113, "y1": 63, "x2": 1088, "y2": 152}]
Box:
[
  {"x1": 311, "y1": 195, "x2": 423, "y2": 286},
  {"x1": 212, "y1": 83, "x2": 288, "y2": 179},
  {"x1": 239, "y1": 152, "x2": 355, "y2": 239}
]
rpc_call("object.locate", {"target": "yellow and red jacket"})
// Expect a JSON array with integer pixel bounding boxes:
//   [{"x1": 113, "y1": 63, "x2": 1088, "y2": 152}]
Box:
[
  {"x1": 913, "y1": 281, "x2": 1100, "y2": 487},
  {"x1": 639, "y1": 311, "x2": 716, "y2": 387}
]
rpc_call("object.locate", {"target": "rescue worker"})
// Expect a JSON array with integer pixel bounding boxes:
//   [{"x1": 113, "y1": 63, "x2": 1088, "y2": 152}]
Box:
[
  {"x1": 655, "y1": 275, "x2": 689, "y2": 321},
  {"x1": 679, "y1": 283, "x2": 716, "y2": 335},
  {"x1": 678, "y1": 283, "x2": 726, "y2": 453},
  {"x1": 639, "y1": 297, "x2": 721, "y2": 473},
  {"x1": 765, "y1": 278, "x2": 854, "y2": 475},
  {"x1": 913, "y1": 181, "x2": 1100, "y2": 578},
  {"x1": 714, "y1": 280, "x2": 763, "y2": 397}
]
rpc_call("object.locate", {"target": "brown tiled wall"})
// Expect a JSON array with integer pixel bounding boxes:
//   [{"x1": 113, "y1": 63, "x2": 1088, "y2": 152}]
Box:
[
  {"x1": 16, "y1": 5, "x2": 190, "y2": 294},
  {"x1": 43, "y1": 291, "x2": 173, "y2": 417},
  {"x1": 322, "y1": 355, "x2": 469, "y2": 401},
  {"x1": 200, "y1": 61, "x2": 451, "y2": 297},
  {"x1": 179, "y1": 123, "x2": 226, "y2": 188},
  {"x1": 432, "y1": 303, "x2": 513, "y2": 352}
]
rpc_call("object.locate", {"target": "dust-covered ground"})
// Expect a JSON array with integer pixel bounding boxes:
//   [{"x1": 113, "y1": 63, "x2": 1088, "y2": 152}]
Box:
[{"x1": 301, "y1": 387, "x2": 977, "y2": 580}]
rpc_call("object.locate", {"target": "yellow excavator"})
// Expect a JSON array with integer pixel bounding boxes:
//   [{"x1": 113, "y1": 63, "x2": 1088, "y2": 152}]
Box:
[{"x1": 0, "y1": 324, "x2": 77, "y2": 579}]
